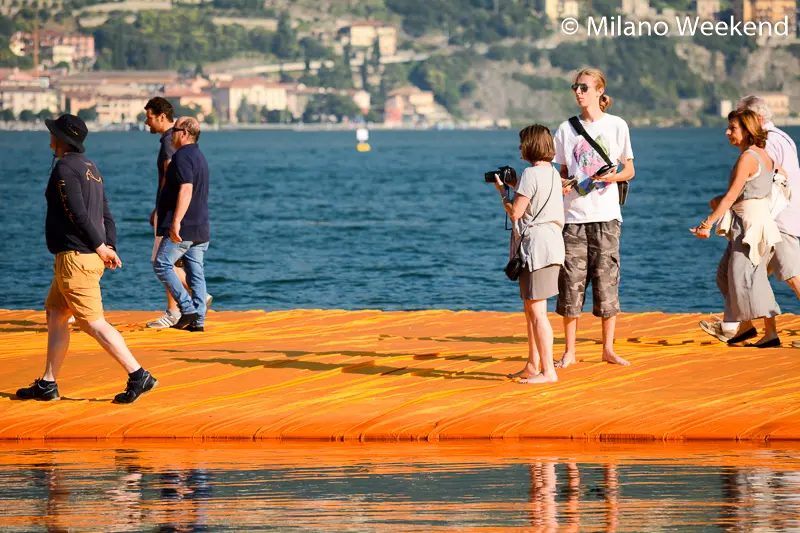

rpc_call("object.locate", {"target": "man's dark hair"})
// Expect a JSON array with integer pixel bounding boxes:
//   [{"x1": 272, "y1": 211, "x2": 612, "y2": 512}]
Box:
[{"x1": 145, "y1": 97, "x2": 174, "y2": 121}]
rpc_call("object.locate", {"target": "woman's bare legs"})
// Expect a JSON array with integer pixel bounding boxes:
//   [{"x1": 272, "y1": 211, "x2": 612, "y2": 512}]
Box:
[
  {"x1": 520, "y1": 299, "x2": 558, "y2": 384},
  {"x1": 509, "y1": 300, "x2": 541, "y2": 379}
]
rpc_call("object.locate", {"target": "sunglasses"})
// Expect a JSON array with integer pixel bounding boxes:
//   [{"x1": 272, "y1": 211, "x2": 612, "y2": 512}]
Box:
[
  {"x1": 173, "y1": 127, "x2": 186, "y2": 133},
  {"x1": 571, "y1": 83, "x2": 590, "y2": 93}
]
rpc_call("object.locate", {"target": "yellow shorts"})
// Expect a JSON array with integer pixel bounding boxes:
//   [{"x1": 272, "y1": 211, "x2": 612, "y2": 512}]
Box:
[{"x1": 44, "y1": 251, "x2": 106, "y2": 324}]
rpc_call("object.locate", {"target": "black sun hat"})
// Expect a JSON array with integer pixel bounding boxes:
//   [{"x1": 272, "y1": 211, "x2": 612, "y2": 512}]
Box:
[{"x1": 45, "y1": 114, "x2": 88, "y2": 153}]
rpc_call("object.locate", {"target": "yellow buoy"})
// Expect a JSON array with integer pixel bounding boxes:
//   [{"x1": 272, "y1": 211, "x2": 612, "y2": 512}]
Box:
[{"x1": 356, "y1": 142, "x2": 371, "y2": 152}]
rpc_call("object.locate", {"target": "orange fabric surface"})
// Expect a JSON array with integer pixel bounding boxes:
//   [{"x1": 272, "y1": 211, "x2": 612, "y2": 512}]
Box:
[{"x1": 1, "y1": 309, "x2": 799, "y2": 441}]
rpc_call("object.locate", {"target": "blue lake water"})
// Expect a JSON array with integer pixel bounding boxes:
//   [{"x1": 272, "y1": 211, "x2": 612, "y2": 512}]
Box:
[{"x1": 2, "y1": 127, "x2": 799, "y2": 314}]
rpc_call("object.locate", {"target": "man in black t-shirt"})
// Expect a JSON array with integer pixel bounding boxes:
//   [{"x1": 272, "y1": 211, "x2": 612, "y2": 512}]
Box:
[
  {"x1": 15, "y1": 114, "x2": 158, "y2": 404},
  {"x1": 153, "y1": 117, "x2": 211, "y2": 332}
]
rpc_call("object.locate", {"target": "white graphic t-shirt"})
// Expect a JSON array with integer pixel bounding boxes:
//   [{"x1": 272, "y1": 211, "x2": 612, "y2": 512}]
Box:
[{"x1": 553, "y1": 113, "x2": 634, "y2": 224}]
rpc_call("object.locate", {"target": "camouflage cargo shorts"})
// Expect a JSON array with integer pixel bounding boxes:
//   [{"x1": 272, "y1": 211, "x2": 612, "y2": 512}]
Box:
[{"x1": 556, "y1": 220, "x2": 621, "y2": 318}]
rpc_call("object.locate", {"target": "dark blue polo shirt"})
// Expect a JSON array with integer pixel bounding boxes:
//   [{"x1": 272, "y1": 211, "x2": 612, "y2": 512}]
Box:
[
  {"x1": 155, "y1": 127, "x2": 175, "y2": 208},
  {"x1": 156, "y1": 143, "x2": 210, "y2": 243}
]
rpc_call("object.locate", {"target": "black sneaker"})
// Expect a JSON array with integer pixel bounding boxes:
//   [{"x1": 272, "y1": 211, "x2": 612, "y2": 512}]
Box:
[
  {"x1": 113, "y1": 370, "x2": 158, "y2": 404},
  {"x1": 171, "y1": 312, "x2": 199, "y2": 331},
  {"x1": 16, "y1": 379, "x2": 60, "y2": 401},
  {"x1": 187, "y1": 320, "x2": 204, "y2": 333}
]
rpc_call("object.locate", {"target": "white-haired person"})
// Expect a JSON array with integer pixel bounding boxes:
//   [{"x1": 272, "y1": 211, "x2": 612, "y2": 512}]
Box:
[{"x1": 699, "y1": 95, "x2": 800, "y2": 345}]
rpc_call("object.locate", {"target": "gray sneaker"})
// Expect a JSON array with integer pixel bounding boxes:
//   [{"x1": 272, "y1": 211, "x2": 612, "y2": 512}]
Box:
[
  {"x1": 699, "y1": 318, "x2": 736, "y2": 342},
  {"x1": 147, "y1": 310, "x2": 179, "y2": 329},
  {"x1": 205, "y1": 293, "x2": 213, "y2": 310}
]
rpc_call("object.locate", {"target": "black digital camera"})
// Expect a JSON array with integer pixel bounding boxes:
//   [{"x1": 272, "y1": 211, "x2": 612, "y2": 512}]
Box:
[{"x1": 484, "y1": 166, "x2": 517, "y2": 186}]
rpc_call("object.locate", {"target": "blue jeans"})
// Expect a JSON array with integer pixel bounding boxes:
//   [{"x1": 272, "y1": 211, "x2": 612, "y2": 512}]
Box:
[{"x1": 153, "y1": 239, "x2": 209, "y2": 326}]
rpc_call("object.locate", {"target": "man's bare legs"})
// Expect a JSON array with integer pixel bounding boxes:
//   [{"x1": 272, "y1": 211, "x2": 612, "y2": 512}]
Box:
[
  {"x1": 555, "y1": 316, "x2": 578, "y2": 368},
  {"x1": 43, "y1": 309, "x2": 71, "y2": 382},
  {"x1": 80, "y1": 317, "x2": 141, "y2": 374},
  {"x1": 508, "y1": 301, "x2": 541, "y2": 379},
  {"x1": 601, "y1": 316, "x2": 630, "y2": 366},
  {"x1": 43, "y1": 311, "x2": 140, "y2": 382},
  {"x1": 557, "y1": 315, "x2": 629, "y2": 367},
  {"x1": 519, "y1": 299, "x2": 558, "y2": 384}
]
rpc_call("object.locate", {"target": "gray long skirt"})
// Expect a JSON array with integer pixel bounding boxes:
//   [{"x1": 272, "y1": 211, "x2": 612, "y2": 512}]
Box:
[{"x1": 716, "y1": 214, "x2": 780, "y2": 322}]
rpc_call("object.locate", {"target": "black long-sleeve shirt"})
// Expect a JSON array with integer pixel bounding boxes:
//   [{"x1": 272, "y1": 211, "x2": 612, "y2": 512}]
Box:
[{"x1": 45, "y1": 152, "x2": 116, "y2": 254}]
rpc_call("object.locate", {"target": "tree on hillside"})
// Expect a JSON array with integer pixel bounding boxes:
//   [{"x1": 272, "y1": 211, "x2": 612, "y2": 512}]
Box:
[
  {"x1": 77, "y1": 107, "x2": 98, "y2": 122},
  {"x1": 317, "y1": 59, "x2": 354, "y2": 90},
  {"x1": 302, "y1": 94, "x2": 360, "y2": 123},
  {"x1": 0, "y1": 109, "x2": 14, "y2": 121},
  {"x1": 300, "y1": 36, "x2": 333, "y2": 60},
  {"x1": 19, "y1": 109, "x2": 36, "y2": 122},
  {"x1": 272, "y1": 11, "x2": 299, "y2": 59}
]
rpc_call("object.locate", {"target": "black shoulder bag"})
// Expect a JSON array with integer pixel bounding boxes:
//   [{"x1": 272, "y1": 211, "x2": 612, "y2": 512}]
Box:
[
  {"x1": 568, "y1": 116, "x2": 629, "y2": 206},
  {"x1": 504, "y1": 169, "x2": 555, "y2": 281}
]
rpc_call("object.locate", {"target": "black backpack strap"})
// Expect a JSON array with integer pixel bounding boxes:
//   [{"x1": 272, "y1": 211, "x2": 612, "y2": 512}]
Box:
[{"x1": 568, "y1": 116, "x2": 614, "y2": 167}]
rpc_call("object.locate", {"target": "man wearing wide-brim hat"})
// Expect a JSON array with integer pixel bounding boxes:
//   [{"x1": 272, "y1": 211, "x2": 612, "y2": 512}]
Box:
[{"x1": 15, "y1": 114, "x2": 159, "y2": 404}]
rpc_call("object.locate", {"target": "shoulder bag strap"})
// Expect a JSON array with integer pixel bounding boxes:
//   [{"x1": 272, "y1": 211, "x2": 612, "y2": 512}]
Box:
[{"x1": 568, "y1": 116, "x2": 614, "y2": 167}]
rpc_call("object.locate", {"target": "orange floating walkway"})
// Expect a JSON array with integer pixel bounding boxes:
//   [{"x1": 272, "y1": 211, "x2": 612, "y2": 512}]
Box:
[{"x1": 1, "y1": 309, "x2": 799, "y2": 441}]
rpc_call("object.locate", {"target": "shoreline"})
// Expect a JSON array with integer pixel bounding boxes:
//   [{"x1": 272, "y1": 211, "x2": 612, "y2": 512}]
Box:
[{"x1": 3, "y1": 118, "x2": 800, "y2": 133}]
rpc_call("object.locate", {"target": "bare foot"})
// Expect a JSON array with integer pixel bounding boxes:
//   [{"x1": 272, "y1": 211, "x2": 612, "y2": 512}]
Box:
[
  {"x1": 507, "y1": 363, "x2": 539, "y2": 380},
  {"x1": 602, "y1": 350, "x2": 631, "y2": 366},
  {"x1": 519, "y1": 372, "x2": 558, "y2": 384},
  {"x1": 554, "y1": 352, "x2": 576, "y2": 369}
]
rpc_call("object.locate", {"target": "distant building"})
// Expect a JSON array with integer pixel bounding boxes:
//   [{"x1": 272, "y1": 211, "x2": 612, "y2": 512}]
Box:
[
  {"x1": 734, "y1": 0, "x2": 796, "y2": 28},
  {"x1": 0, "y1": 68, "x2": 49, "y2": 89},
  {"x1": 286, "y1": 85, "x2": 324, "y2": 120},
  {"x1": 0, "y1": 87, "x2": 58, "y2": 117},
  {"x1": 619, "y1": 0, "x2": 650, "y2": 17},
  {"x1": 718, "y1": 99, "x2": 734, "y2": 117},
  {"x1": 537, "y1": 0, "x2": 580, "y2": 21},
  {"x1": 62, "y1": 91, "x2": 97, "y2": 115},
  {"x1": 164, "y1": 87, "x2": 214, "y2": 120},
  {"x1": 758, "y1": 92, "x2": 791, "y2": 116},
  {"x1": 93, "y1": 86, "x2": 150, "y2": 124},
  {"x1": 56, "y1": 71, "x2": 178, "y2": 94},
  {"x1": 9, "y1": 31, "x2": 95, "y2": 64},
  {"x1": 384, "y1": 86, "x2": 437, "y2": 125},
  {"x1": 338, "y1": 21, "x2": 397, "y2": 57},
  {"x1": 212, "y1": 78, "x2": 289, "y2": 123},
  {"x1": 696, "y1": 0, "x2": 720, "y2": 19}
]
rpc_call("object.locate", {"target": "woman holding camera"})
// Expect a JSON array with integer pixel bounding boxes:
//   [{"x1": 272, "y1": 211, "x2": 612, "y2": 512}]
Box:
[
  {"x1": 691, "y1": 109, "x2": 783, "y2": 347},
  {"x1": 553, "y1": 68, "x2": 635, "y2": 368},
  {"x1": 494, "y1": 125, "x2": 564, "y2": 384}
]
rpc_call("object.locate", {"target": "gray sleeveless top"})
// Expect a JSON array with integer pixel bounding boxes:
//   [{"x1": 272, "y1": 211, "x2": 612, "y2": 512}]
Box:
[{"x1": 737, "y1": 149, "x2": 773, "y2": 201}]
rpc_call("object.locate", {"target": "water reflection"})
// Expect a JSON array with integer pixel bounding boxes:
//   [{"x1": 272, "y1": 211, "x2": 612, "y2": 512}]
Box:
[{"x1": 0, "y1": 443, "x2": 799, "y2": 532}]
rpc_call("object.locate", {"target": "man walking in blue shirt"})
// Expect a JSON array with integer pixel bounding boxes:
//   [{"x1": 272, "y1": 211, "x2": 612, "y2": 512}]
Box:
[{"x1": 153, "y1": 117, "x2": 211, "y2": 332}]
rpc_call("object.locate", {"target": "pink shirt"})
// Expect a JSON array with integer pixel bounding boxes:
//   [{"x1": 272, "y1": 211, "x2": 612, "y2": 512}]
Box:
[{"x1": 765, "y1": 122, "x2": 800, "y2": 236}]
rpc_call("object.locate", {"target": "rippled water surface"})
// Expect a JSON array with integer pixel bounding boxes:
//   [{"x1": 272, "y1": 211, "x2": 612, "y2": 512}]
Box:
[
  {"x1": 1, "y1": 442, "x2": 799, "y2": 532},
  {"x1": 2, "y1": 128, "x2": 800, "y2": 313}
]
